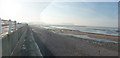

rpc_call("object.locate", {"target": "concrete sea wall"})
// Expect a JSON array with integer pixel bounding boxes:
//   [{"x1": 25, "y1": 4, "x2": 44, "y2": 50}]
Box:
[{"x1": 2, "y1": 25, "x2": 28, "y2": 56}]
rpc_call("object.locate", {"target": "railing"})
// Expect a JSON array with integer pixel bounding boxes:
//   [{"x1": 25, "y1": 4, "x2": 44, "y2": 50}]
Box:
[
  {"x1": 0, "y1": 18, "x2": 26, "y2": 38},
  {"x1": 2, "y1": 25, "x2": 28, "y2": 56},
  {"x1": 0, "y1": 18, "x2": 42, "y2": 56},
  {"x1": 0, "y1": 18, "x2": 27, "y2": 56},
  {"x1": 0, "y1": 18, "x2": 28, "y2": 56}
]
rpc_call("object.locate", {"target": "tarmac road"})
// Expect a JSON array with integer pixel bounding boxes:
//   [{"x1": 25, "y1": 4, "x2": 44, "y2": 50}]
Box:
[{"x1": 31, "y1": 26, "x2": 118, "y2": 56}]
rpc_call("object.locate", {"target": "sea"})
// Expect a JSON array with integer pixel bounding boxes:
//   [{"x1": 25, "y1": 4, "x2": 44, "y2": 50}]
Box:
[{"x1": 40, "y1": 25, "x2": 119, "y2": 36}]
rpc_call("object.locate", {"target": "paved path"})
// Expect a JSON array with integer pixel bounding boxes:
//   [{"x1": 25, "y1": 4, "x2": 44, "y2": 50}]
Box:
[
  {"x1": 12, "y1": 26, "x2": 42, "y2": 56},
  {"x1": 31, "y1": 26, "x2": 118, "y2": 56}
]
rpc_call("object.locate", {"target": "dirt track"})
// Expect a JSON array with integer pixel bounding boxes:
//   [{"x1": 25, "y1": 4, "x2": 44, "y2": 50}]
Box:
[{"x1": 31, "y1": 26, "x2": 118, "y2": 56}]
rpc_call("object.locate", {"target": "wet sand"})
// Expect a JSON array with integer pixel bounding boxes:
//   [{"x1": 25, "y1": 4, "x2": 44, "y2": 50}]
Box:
[
  {"x1": 46, "y1": 28, "x2": 119, "y2": 51},
  {"x1": 47, "y1": 28, "x2": 119, "y2": 41}
]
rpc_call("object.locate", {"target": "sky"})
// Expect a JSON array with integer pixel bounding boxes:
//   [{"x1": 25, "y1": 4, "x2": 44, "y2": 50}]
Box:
[{"x1": 0, "y1": 0, "x2": 119, "y2": 27}]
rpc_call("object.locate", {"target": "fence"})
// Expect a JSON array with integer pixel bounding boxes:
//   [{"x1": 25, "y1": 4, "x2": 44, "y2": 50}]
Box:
[
  {"x1": 0, "y1": 18, "x2": 28, "y2": 56},
  {"x1": 2, "y1": 25, "x2": 28, "y2": 56},
  {"x1": 0, "y1": 18, "x2": 26, "y2": 38},
  {"x1": 0, "y1": 18, "x2": 42, "y2": 56}
]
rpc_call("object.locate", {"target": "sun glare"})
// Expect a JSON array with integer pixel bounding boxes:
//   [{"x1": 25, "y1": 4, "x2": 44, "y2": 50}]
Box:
[{"x1": 0, "y1": 0, "x2": 22, "y2": 17}]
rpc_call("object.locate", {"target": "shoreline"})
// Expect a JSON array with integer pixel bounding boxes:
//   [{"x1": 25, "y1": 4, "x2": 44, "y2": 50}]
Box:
[
  {"x1": 30, "y1": 26, "x2": 118, "y2": 56},
  {"x1": 64, "y1": 35, "x2": 118, "y2": 52},
  {"x1": 46, "y1": 28, "x2": 119, "y2": 42},
  {"x1": 46, "y1": 28, "x2": 119, "y2": 51}
]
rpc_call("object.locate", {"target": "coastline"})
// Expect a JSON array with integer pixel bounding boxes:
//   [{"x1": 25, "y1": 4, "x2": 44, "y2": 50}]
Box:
[
  {"x1": 45, "y1": 28, "x2": 119, "y2": 51},
  {"x1": 47, "y1": 28, "x2": 119, "y2": 42},
  {"x1": 31, "y1": 26, "x2": 118, "y2": 56}
]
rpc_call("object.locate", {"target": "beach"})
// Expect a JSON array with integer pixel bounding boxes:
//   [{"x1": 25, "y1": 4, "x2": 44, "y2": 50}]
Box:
[
  {"x1": 47, "y1": 28, "x2": 119, "y2": 41},
  {"x1": 46, "y1": 28, "x2": 119, "y2": 51},
  {"x1": 30, "y1": 25, "x2": 118, "y2": 56}
]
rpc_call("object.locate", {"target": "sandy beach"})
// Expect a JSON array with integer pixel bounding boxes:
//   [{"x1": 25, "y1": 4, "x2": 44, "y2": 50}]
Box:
[
  {"x1": 47, "y1": 28, "x2": 119, "y2": 42},
  {"x1": 46, "y1": 28, "x2": 119, "y2": 50},
  {"x1": 30, "y1": 26, "x2": 118, "y2": 56},
  {"x1": 46, "y1": 28, "x2": 119, "y2": 51}
]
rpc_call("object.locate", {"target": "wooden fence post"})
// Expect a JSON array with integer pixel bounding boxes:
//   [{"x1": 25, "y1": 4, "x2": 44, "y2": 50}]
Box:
[{"x1": 8, "y1": 19, "x2": 12, "y2": 34}]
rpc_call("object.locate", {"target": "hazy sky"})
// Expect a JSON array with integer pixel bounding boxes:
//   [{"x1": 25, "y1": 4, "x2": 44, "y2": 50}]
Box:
[
  {"x1": 0, "y1": 0, "x2": 119, "y2": 27},
  {"x1": 40, "y1": 2, "x2": 118, "y2": 27}
]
